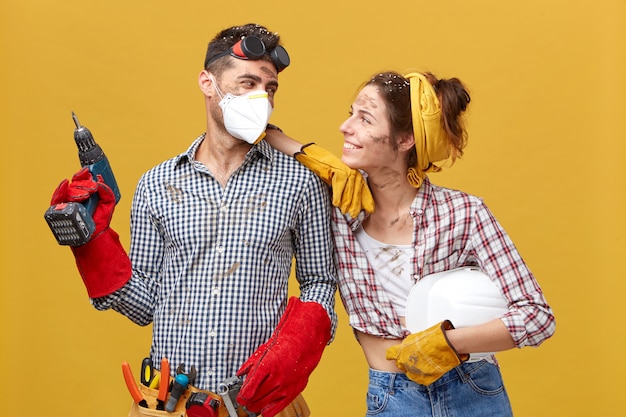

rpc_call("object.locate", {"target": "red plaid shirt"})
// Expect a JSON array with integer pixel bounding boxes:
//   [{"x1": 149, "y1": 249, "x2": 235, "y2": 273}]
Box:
[{"x1": 331, "y1": 176, "x2": 555, "y2": 347}]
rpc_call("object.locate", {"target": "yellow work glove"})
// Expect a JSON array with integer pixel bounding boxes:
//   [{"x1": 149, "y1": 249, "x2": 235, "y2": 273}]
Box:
[
  {"x1": 386, "y1": 320, "x2": 468, "y2": 386},
  {"x1": 294, "y1": 143, "x2": 374, "y2": 217}
]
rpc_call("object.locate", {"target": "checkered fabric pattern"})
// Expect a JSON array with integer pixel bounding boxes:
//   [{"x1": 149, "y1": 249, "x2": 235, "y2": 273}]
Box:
[
  {"x1": 332, "y1": 176, "x2": 555, "y2": 348},
  {"x1": 92, "y1": 134, "x2": 337, "y2": 390}
]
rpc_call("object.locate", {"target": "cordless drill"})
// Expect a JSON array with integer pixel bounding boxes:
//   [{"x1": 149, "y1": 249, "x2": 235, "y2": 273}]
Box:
[{"x1": 44, "y1": 112, "x2": 121, "y2": 246}]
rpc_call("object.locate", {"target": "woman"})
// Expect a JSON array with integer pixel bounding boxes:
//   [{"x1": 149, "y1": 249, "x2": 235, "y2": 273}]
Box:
[{"x1": 265, "y1": 71, "x2": 555, "y2": 416}]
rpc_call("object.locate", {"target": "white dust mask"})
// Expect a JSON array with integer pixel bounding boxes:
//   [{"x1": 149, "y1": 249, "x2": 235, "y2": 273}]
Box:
[{"x1": 212, "y1": 77, "x2": 273, "y2": 144}]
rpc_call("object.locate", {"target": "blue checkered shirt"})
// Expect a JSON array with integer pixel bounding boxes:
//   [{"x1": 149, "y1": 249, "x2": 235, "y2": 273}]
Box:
[{"x1": 92, "y1": 134, "x2": 337, "y2": 390}]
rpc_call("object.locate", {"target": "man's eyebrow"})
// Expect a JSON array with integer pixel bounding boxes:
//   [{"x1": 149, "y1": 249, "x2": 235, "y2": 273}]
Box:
[
  {"x1": 237, "y1": 73, "x2": 262, "y2": 82},
  {"x1": 237, "y1": 72, "x2": 279, "y2": 89}
]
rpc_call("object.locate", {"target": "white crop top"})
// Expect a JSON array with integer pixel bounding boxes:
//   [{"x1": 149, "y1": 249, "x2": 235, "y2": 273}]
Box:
[{"x1": 354, "y1": 226, "x2": 414, "y2": 317}]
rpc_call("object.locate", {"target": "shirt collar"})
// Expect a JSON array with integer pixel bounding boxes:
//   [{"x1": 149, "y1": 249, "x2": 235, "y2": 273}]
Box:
[
  {"x1": 410, "y1": 176, "x2": 433, "y2": 215},
  {"x1": 346, "y1": 175, "x2": 434, "y2": 231},
  {"x1": 174, "y1": 133, "x2": 275, "y2": 167}
]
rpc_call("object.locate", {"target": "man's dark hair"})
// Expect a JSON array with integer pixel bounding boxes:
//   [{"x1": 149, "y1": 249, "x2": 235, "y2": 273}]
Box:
[{"x1": 204, "y1": 23, "x2": 282, "y2": 75}]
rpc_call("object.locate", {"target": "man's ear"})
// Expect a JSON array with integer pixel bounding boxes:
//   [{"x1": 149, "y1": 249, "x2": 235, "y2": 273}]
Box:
[{"x1": 198, "y1": 70, "x2": 215, "y2": 96}]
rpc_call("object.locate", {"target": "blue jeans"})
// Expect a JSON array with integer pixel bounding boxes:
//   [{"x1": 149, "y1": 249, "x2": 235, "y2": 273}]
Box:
[{"x1": 366, "y1": 361, "x2": 513, "y2": 417}]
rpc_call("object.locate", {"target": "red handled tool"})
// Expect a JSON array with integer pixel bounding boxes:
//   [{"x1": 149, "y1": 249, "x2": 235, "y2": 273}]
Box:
[
  {"x1": 122, "y1": 362, "x2": 148, "y2": 408},
  {"x1": 156, "y1": 357, "x2": 170, "y2": 410}
]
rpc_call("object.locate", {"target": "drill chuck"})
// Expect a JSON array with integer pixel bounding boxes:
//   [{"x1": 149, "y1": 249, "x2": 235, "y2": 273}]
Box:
[{"x1": 72, "y1": 111, "x2": 103, "y2": 165}]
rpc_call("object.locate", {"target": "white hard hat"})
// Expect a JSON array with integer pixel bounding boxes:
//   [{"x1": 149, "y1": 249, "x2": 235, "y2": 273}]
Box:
[{"x1": 405, "y1": 266, "x2": 508, "y2": 361}]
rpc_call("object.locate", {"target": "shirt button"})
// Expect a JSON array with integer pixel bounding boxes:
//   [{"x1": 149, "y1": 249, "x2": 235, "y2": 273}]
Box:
[
  {"x1": 212, "y1": 287, "x2": 219, "y2": 295},
  {"x1": 216, "y1": 246, "x2": 224, "y2": 253},
  {"x1": 209, "y1": 330, "x2": 217, "y2": 337}
]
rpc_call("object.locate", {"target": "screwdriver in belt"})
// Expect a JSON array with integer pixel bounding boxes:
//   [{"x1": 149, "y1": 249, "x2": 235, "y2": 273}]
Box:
[
  {"x1": 122, "y1": 362, "x2": 148, "y2": 408},
  {"x1": 140, "y1": 357, "x2": 154, "y2": 387}
]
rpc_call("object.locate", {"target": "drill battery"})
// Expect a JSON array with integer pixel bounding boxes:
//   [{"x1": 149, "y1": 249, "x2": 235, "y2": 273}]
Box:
[{"x1": 44, "y1": 202, "x2": 96, "y2": 246}]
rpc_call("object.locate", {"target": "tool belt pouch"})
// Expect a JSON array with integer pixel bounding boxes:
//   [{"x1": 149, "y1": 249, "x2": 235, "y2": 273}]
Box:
[
  {"x1": 127, "y1": 384, "x2": 220, "y2": 417},
  {"x1": 127, "y1": 384, "x2": 310, "y2": 417},
  {"x1": 273, "y1": 394, "x2": 310, "y2": 417}
]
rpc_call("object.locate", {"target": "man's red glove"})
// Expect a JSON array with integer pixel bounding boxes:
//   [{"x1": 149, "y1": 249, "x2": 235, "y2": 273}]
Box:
[
  {"x1": 50, "y1": 167, "x2": 131, "y2": 298},
  {"x1": 236, "y1": 297, "x2": 331, "y2": 417}
]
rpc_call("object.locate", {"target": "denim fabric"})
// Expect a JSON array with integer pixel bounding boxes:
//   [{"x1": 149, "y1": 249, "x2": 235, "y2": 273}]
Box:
[{"x1": 366, "y1": 361, "x2": 513, "y2": 417}]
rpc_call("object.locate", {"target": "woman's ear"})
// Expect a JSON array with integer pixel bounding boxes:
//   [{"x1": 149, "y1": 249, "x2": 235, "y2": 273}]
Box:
[
  {"x1": 398, "y1": 133, "x2": 416, "y2": 152},
  {"x1": 198, "y1": 70, "x2": 214, "y2": 96}
]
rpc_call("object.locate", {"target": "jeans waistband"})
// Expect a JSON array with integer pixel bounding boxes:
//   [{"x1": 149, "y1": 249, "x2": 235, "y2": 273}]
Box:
[{"x1": 368, "y1": 360, "x2": 491, "y2": 390}]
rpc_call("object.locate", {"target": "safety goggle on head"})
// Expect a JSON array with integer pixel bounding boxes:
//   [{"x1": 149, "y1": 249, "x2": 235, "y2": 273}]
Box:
[{"x1": 205, "y1": 35, "x2": 290, "y2": 72}]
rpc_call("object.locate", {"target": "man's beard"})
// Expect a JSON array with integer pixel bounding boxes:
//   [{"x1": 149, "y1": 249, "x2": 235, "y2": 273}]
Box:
[{"x1": 210, "y1": 100, "x2": 227, "y2": 131}]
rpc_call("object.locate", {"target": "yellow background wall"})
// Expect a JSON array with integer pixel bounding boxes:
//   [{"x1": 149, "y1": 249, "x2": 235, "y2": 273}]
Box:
[{"x1": 1, "y1": 1, "x2": 624, "y2": 415}]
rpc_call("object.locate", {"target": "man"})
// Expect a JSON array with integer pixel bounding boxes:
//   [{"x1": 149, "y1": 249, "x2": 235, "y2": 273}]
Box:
[{"x1": 50, "y1": 23, "x2": 337, "y2": 417}]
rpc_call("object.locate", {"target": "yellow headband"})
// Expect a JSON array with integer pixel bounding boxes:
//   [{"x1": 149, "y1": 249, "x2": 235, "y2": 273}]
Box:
[{"x1": 405, "y1": 72, "x2": 450, "y2": 188}]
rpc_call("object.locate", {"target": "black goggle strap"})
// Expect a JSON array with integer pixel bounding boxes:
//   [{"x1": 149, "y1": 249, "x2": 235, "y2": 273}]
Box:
[{"x1": 205, "y1": 35, "x2": 290, "y2": 72}]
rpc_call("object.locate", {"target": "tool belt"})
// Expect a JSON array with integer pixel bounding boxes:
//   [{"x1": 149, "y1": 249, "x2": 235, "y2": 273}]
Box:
[{"x1": 127, "y1": 371, "x2": 310, "y2": 417}]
